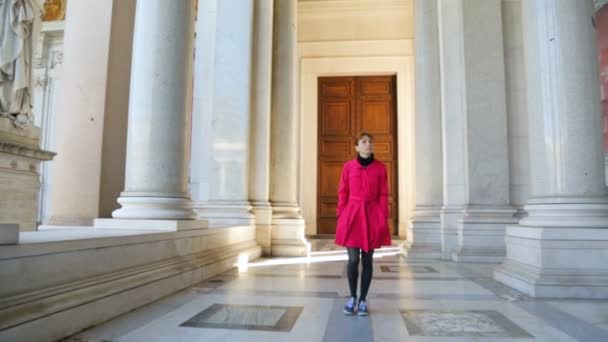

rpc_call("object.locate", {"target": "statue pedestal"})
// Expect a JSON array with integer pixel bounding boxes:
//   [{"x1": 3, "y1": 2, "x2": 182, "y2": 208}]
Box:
[
  {"x1": 0, "y1": 117, "x2": 55, "y2": 231},
  {"x1": 0, "y1": 224, "x2": 19, "y2": 244}
]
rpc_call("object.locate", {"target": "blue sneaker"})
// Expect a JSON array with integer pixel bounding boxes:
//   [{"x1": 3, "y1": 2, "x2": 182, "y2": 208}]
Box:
[
  {"x1": 343, "y1": 296, "x2": 356, "y2": 315},
  {"x1": 357, "y1": 300, "x2": 369, "y2": 316}
]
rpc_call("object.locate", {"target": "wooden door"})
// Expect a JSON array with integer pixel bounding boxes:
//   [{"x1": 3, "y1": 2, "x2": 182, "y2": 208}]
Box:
[{"x1": 317, "y1": 76, "x2": 398, "y2": 235}]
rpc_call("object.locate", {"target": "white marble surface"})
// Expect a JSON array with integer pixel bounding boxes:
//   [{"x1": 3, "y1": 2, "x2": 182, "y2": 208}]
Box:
[
  {"x1": 0, "y1": 226, "x2": 260, "y2": 341},
  {"x1": 94, "y1": 218, "x2": 207, "y2": 231},
  {"x1": 112, "y1": 294, "x2": 332, "y2": 342},
  {"x1": 62, "y1": 243, "x2": 605, "y2": 342},
  {"x1": 0, "y1": 226, "x2": 256, "y2": 295},
  {"x1": 495, "y1": 225, "x2": 608, "y2": 298},
  {"x1": 547, "y1": 301, "x2": 608, "y2": 329}
]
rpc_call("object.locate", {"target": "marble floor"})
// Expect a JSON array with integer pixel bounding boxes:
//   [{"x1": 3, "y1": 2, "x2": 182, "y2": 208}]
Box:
[{"x1": 64, "y1": 239, "x2": 608, "y2": 342}]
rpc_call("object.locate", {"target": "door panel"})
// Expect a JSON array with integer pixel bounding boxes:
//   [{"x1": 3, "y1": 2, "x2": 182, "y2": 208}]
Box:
[
  {"x1": 320, "y1": 101, "x2": 353, "y2": 135},
  {"x1": 317, "y1": 75, "x2": 398, "y2": 235}
]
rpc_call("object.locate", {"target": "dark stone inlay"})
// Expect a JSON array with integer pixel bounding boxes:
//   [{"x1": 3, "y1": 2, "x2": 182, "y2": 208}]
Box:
[
  {"x1": 380, "y1": 265, "x2": 439, "y2": 273},
  {"x1": 400, "y1": 309, "x2": 533, "y2": 338},
  {"x1": 516, "y1": 301, "x2": 608, "y2": 342},
  {"x1": 180, "y1": 303, "x2": 303, "y2": 332}
]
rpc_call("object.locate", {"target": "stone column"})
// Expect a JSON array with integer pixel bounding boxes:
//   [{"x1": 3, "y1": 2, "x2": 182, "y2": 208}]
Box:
[
  {"x1": 190, "y1": 0, "x2": 255, "y2": 227},
  {"x1": 96, "y1": 0, "x2": 200, "y2": 230},
  {"x1": 437, "y1": 0, "x2": 517, "y2": 262},
  {"x1": 250, "y1": 0, "x2": 274, "y2": 255},
  {"x1": 502, "y1": 0, "x2": 530, "y2": 216},
  {"x1": 495, "y1": 0, "x2": 608, "y2": 298},
  {"x1": 269, "y1": 0, "x2": 309, "y2": 256},
  {"x1": 405, "y1": 0, "x2": 444, "y2": 260}
]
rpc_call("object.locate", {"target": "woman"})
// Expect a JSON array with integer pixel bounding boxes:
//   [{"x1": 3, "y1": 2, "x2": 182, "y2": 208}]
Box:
[{"x1": 335, "y1": 132, "x2": 391, "y2": 316}]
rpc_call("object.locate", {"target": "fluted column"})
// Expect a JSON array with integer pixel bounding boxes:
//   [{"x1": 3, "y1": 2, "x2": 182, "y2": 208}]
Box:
[
  {"x1": 406, "y1": 0, "x2": 444, "y2": 259},
  {"x1": 190, "y1": 0, "x2": 255, "y2": 227},
  {"x1": 269, "y1": 0, "x2": 308, "y2": 256},
  {"x1": 250, "y1": 0, "x2": 274, "y2": 254},
  {"x1": 104, "y1": 1, "x2": 197, "y2": 224},
  {"x1": 437, "y1": 0, "x2": 516, "y2": 262},
  {"x1": 495, "y1": 0, "x2": 608, "y2": 298}
]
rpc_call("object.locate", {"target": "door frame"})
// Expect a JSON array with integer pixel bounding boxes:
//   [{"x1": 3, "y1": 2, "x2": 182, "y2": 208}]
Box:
[{"x1": 299, "y1": 55, "x2": 415, "y2": 238}]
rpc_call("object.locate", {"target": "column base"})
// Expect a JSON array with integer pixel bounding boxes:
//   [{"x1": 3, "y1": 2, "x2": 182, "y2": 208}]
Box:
[
  {"x1": 271, "y1": 203, "x2": 301, "y2": 219},
  {"x1": 452, "y1": 207, "x2": 517, "y2": 263},
  {"x1": 494, "y1": 225, "x2": 608, "y2": 298},
  {"x1": 451, "y1": 248, "x2": 505, "y2": 263},
  {"x1": 401, "y1": 241, "x2": 442, "y2": 260},
  {"x1": 405, "y1": 208, "x2": 442, "y2": 259},
  {"x1": 519, "y1": 201, "x2": 608, "y2": 228},
  {"x1": 252, "y1": 202, "x2": 272, "y2": 256},
  {"x1": 112, "y1": 196, "x2": 197, "y2": 220},
  {"x1": 94, "y1": 218, "x2": 207, "y2": 231},
  {"x1": 192, "y1": 201, "x2": 255, "y2": 228},
  {"x1": 440, "y1": 206, "x2": 462, "y2": 260},
  {"x1": 271, "y1": 217, "x2": 310, "y2": 257}
]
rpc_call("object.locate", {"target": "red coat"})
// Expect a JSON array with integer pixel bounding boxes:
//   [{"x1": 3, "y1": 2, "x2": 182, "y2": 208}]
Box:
[{"x1": 334, "y1": 158, "x2": 392, "y2": 252}]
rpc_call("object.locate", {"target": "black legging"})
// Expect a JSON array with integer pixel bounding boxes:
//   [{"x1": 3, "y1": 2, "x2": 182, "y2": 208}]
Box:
[{"x1": 346, "y1": 247, "x2": 374, "y2": 301}]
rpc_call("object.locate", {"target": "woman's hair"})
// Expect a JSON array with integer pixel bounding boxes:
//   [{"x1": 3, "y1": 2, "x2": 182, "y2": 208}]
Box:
[{"x1": 355, "y1": 132, "x2": 374, "y2": 146}]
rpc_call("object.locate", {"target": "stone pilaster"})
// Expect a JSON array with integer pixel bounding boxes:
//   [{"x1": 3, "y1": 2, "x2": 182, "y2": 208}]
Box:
[
  {"x1": 405, "y1": 0, "x2": 443, "y2": 260},
  {"x1": 44, "y1": 0, "x2": 115, "y2": 227},
  {"x1": 437, "y1": 0, "x2": 517, "y2": 262},
  {"x1": 250, "y1": 0, "x2": 274, "y2": 255},
  {"x1": 270, "y1": 0, "x2": 309, "y2": 256},
  {"x1": 189, "y1": 0, "x2": 256, "y2": 228}
]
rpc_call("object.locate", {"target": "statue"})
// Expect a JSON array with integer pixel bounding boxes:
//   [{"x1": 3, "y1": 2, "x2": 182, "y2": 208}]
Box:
[{"x1": 0, "y1": 0, "x2": 41, "y2": 129}]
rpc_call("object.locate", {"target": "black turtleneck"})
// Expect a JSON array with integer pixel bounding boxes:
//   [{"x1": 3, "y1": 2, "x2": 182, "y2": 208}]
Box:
[{"x1": 357, "y1": 153, "x2": 375, "y2": 167}]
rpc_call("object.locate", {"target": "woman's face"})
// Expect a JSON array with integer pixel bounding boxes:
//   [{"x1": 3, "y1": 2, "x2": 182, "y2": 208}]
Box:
[{"x1": 355, "y1": 136, "x2": 373, "y2": 156}]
